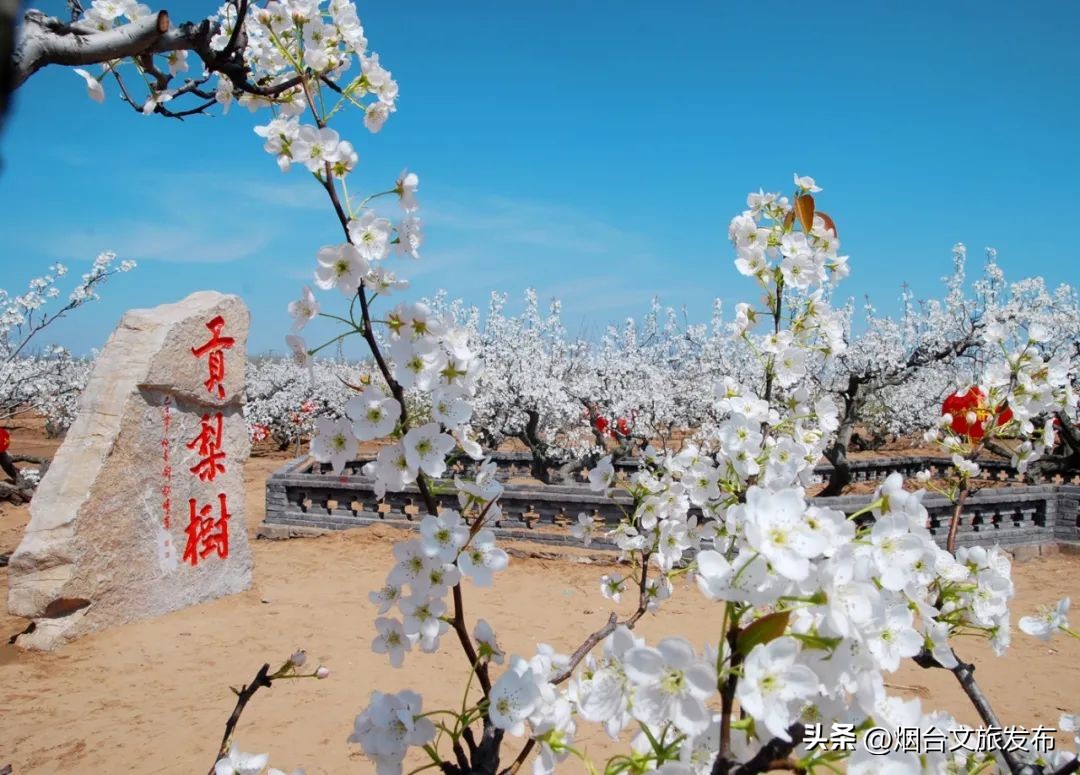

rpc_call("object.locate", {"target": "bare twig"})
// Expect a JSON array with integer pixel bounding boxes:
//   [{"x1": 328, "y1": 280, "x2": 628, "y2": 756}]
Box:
[
  {"x1": 209, "y1": 662, "x2": 273, "y2": 775},
  {"x1": 945, "y1": 479, "x2": 969, "y2": 555},
  {"x1": 914, "y1": 648, "x2": 1040, "y2": 774}
]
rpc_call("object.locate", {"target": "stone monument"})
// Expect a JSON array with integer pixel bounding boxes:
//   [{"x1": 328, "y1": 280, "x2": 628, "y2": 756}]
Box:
[{"x1": 7, "y1": 291, "x2": 253, "y2": 650}]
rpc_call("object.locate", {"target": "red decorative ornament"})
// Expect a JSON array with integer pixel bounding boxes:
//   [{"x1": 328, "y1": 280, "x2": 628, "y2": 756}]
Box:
[
  {"x1": 0, "y1": 428, "x2": 9, "y2": 454},
  {"x1": 941, "y1": 386, "x2": 1012, "y2": 440},
  {"x1": 615, "y1": 417, "x2": 631, "y2": 437},
  {"x1": 594, "y1": 416, "x2": 609, "y2": 434}
]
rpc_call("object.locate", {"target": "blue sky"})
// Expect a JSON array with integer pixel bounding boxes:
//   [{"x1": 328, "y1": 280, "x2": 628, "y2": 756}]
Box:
[{"x1": 1, "y1": 0, "x2": 1078, "y2": 356}]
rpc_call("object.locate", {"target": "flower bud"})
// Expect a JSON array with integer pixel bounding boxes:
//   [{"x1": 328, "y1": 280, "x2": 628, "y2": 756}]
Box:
[
  {"x1": 290, "y1": 649, "x2": 307, "y2": 668},
  {"x1": 316, "y1": 666, "x2": 330, "y2": 679}
]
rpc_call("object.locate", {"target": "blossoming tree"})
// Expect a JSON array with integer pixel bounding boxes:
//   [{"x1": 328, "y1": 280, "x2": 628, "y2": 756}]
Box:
[{"x1": 0, "y1": 251, "x2": 134, "y2": 501}]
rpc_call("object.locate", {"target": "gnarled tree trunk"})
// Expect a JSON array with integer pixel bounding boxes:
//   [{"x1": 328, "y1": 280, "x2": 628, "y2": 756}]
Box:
[{"x1": 821, "y1": 374, "x2": 864, "y2": 497}]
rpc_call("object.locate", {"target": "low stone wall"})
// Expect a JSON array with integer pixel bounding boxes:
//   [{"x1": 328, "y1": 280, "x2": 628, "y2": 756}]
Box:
[
  {"x1": 262, "y1": 457, "x2": 1080, "y2": 552},
  {"x1": 301, "y1": 451, "x2": 1077, "y2": 487}
]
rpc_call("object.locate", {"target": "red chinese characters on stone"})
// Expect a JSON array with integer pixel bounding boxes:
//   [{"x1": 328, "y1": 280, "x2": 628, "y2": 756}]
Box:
[
  {"x1": 191, "y1": 315, "x2": 235, "y2": 399},
  {"x1": 183, "y1": 493, "x2": 231, "y2": 566},
  {"x1": 179, "y1": 316, "x2": 238, "y2": 569},
  {"x1": 161, "y1": 396, "x2": 173, "y2": 529},
  {"x1": 187, "y1": 412, "x2": 227, "y2": 482}
]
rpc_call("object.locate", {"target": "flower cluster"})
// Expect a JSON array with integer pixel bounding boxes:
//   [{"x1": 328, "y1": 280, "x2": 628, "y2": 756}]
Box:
[
  {"x1": 1, "y1": 253, "x2": 134, "y2": 432},
  {"x1": 917, "y1": 305, "x2": 1078, "y2": 517}
]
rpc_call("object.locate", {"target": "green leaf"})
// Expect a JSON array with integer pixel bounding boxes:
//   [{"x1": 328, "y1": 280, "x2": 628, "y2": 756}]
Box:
[{"x1": 735, "y1": 610, "x2": 791, "y2": 656}]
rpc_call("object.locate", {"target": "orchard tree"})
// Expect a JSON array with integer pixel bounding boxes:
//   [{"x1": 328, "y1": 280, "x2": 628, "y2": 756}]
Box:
[
  {"x1": 816, "y1": 246, "x2": 1080, "y2": 495},
  {"x1": 244, "y1": 354, "x2": 371, "y2": 452},
  {"x1": 0, "y1": 252, "x2": 134, "y2": 501},
  {"x1": 468, "y1": 289, "x2": 598, "y2": 483},
  {"x1": 816, "y1": 246, "x2": 987, "y2": 495}
]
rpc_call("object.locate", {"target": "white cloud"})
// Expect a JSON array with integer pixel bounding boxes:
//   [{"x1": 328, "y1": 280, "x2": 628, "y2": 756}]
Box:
[{"x1": 49, "y1": 221, "x2": 273, "y2": 264}]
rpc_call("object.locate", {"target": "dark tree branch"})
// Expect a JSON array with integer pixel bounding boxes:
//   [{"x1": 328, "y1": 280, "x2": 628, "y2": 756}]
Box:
[
  {"x1": 0, "y1": 450, "x2": 18, "y2": 482},
  {"x1": 728, "y1": 724, "x2": 806, "y2": 775},
  {"x1": 914, "y1": 648, "x2": 1041, "y2": 775},
  {"x1": 0, "y1": 0, "x2": 18, "y2": 134},
  {"x1": 0, "y1": 479, "x2": 33, "y2": 503},
  {"x1": 209, "y1": 662, "x2": 274, "y2": 775}
]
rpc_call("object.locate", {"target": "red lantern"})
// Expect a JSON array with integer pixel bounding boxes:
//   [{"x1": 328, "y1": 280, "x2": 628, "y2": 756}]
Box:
[
  {"x1": 0, "y1": 428, "x2": 9, "y2": 454},
  {"x1": 594, "y1": 416, "x2": 609, "y2": 434},
  {"x1": 615, "y1": 417, "x2": 631, "y2": 437},
  {"x1": 941, "y1": 386, "x2": 1012, "y2": 440}
]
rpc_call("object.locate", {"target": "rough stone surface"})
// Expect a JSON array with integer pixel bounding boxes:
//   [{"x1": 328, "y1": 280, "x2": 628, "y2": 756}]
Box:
[{"x1": 7, "y1": 291, "x2": 253, "y2": 650}]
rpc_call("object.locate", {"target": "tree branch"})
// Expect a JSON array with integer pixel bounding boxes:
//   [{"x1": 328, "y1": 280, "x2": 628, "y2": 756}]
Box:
[
  {"x1": 14, "y1": 9, "x2": 170, "y2": 88},
  {"x1": 209, "y1": 662, "x2": 274, "y2": 775},
  {"x1": 914, "y1": 648, "x2": 1039, "y2": 774},
  {"x1": 727, "y1": 724, "x2": 806, "y2": 775}
]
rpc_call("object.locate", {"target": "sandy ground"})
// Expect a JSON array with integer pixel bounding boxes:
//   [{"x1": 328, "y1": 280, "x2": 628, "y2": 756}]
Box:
[{"x1": 1, "y1": 425, "x2": 1079, "y2": 773}]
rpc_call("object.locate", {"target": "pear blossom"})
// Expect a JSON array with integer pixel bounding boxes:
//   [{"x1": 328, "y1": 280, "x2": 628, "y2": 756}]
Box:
[
  {"x1": 418, "y1": 509, "x2": 469, "y2": 563},
  {"x1": 488, "y1": 657, "x2": 542, "y2": 736},
  {"x1": 742, "y1": 487, "x2": 825, "y2": 581},
  {"x1": 348, "y1": 211, "x2": 393, "y2": 261},
  {"x1": 364, "y1": 101, "x2": 391, "y2": 132},
  {"x1": 430, "y1": 385, "x2": 472, "y2": 428},
  {"x1": 867, "y1": 604, "x2": 924, "y2": 672},
  {"x1": 369, "y1": 582, "x2": 402, "y2": 615},
  {"x1": 309, "y1": 416, "x2": 355, "y2": 475},
  {"x1": 402, "y1": 422, "x2": 454, "y2": 478},
  {"x1": 390, "y1": 336, "x2": 440, "y2": 391},
  {"x1": 348, "y1": 691, "x2": 434, "y2": 773},
  {"x1": 314, "y1": 243, "x2": 368, "y2": 296},
  {"x1": 400, "y1": 595, "x2": 448, "y2": 651},
  {"x1": 287, "y1": 286, "x2": 320, "y2": 330},
  {"x1": 588, "y1": 455, "x2": 616, "y2": 492},
  {"x1": 736, "y1": 637, "x2": 819, "y2": 741},
  {"x1": 214, "y1": 746, "x2": 270, "y2": 775},
  {"x1": 623, "y1": 638, "x2": 715, "y2": 736},
  {"x1": 345, "y1": 387, "x2": 401, "y2": 440},
  {"x1": 395, "y1": 215, "x2": 423, "y2": 259},
  {"x1": 600, "y1": 573, "x2": 625, "y2": 602},
  {"x1": 457, "y1": 529, "x2": 508, "y2": 587},
  {"x1": 869, "y1": 515, "x2": 926, "y2": 592},
  {"x1": 371, "y1": 616, "x2": 411, "y2": 667},
  {"x1": 793, "y1": 173, "x2": 822, "y2": 193},
  {"x1": 73, "y1": 68, "x2": 106, "y2": 103},
  {"x1": 474, "y1": 618, "x2": 505, "y2": 664},
  {"x1": 571, "y1": 511, "x2": 597, "y2": 546},
  {"x1": 292, "y1": 125, "x2": 342, "y2": 172},
  {"x1": 1019, "y1": 598, "x2": 1071, "y2": 641},
  {"x1": 387, "y1": 539, "x2": 432, "y2": 588},
  {"x1": 395, "y1": 169, "x2": 419, "y2": 211}
]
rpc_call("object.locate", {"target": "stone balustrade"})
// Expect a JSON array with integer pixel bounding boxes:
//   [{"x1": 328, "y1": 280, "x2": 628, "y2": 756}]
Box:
[
  {"x1": 300, "y1": 450, "x2": 1076, "y2": 486},
  {"x1": 263, "y1": 456, "x2": 1080, "y2": 551}
]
